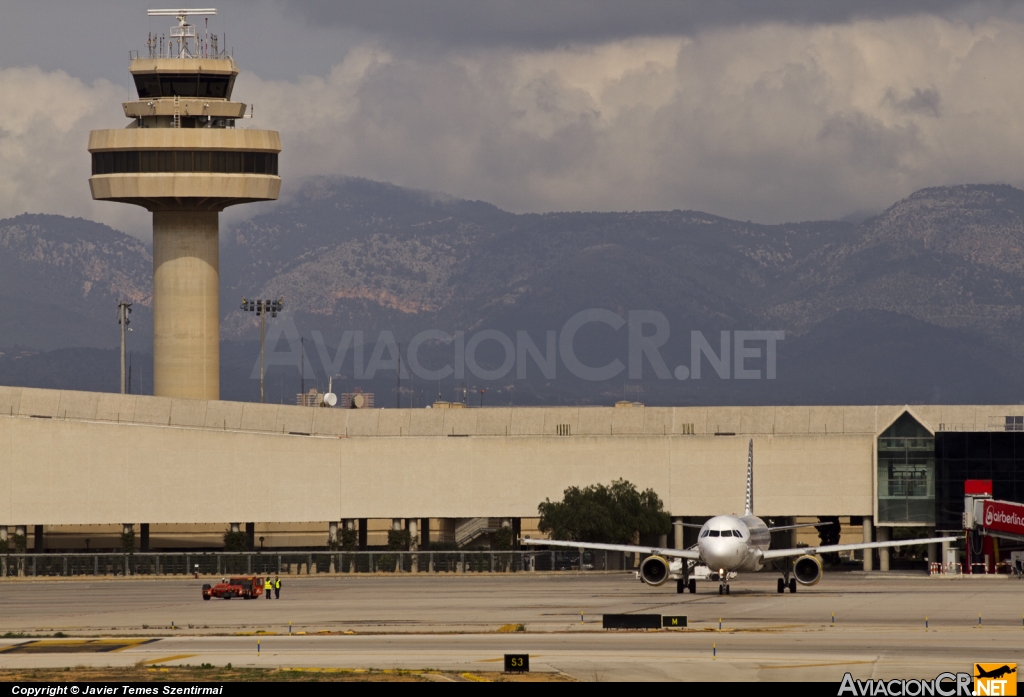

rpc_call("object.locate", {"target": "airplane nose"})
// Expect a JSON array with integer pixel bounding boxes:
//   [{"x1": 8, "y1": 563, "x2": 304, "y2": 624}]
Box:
[
  {"x1": 701, "y1": 540, "x2": 743, "y2": 570},
  {"x1": 701, "y1": 541, "x2": 728, "y2": 569}
]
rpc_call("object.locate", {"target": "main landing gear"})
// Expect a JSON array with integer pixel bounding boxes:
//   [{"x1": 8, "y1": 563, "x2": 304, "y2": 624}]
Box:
[
  {"x1": 676, "y1": 577, "x2": 697, "y2": 594},
  {"x1": 773, "y1": 559, "x2": 798, "y2": 593},
  {"x1": 777, "y1": 576, "x2": 797, "y2": 593}
]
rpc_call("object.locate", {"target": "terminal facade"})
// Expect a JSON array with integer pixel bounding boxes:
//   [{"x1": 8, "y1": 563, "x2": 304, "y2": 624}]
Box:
[{"x1": 2, "y1": 385, "x2": 1022, "y2": 570}]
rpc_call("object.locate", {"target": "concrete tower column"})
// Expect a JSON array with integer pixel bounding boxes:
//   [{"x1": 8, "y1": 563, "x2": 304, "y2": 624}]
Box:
[
  {"x1": 408, "y1": 519, "x2": 419, "y2": 573},
  {"x1": 408, "y1": 519, "x2": 419, "y2": 551},
  {"x1": 153, "y1": 211, "x2": 220, "y2": 400},
  {"x1": 862, "y1": 516, "x2": 873, "y2": 571},
  {"x1": 672, "y1": 517, "x2": 684, "y2": 550},
  {"x1": 877, "y1": 526, "x2": 890, "y2": 571}
]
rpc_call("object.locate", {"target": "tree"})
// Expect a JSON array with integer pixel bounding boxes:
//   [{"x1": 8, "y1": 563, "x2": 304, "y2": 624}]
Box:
[
  {"x1": 222, "y1": 529, "x2": 248, "y2": 552},
  {"x1": 121, "y1": 528, "x2": 136, "y2": 555},
  {"x1": 538, "y1": 479, "x2": 671, "y2": 545}
]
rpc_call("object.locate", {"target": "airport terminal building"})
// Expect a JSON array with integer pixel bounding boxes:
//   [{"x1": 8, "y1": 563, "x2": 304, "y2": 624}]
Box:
[{"x1": 2, "y1": 385, "x2": 1022, "y2": 569}]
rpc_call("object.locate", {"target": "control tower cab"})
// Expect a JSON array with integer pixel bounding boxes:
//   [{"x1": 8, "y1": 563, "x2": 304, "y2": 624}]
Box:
[{"x1": 89, "y1": 9, "x2": 281, "y2": 401}]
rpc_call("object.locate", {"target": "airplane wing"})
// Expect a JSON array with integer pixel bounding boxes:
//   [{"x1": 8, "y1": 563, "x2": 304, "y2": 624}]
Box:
[
  {"x1": 520, "y1": 537, "x2": 701, "y2": 560},
  {"x1": 767, "y1": 522, "x2": 835, "y2": 532},
  {"x1": 760, "y1": 535, "x2": 957, "y2": 560}
]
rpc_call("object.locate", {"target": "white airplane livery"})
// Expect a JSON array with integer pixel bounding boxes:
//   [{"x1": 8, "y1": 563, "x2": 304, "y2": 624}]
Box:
[{"x1": 521, "y1": 440, "x2": 956, "y2": 595}]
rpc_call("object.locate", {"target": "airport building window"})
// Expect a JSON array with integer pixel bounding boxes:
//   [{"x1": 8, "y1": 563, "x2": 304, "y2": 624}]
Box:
[
  {"x1": 934, "y1": 431, "x2": 1024, "y2": 529},
  {"x1": 92, "y1": 150, "x2": 278, "y2": 175},
  {"x1": 877, "y1": 412, "x2": 935, "y2": 525}
]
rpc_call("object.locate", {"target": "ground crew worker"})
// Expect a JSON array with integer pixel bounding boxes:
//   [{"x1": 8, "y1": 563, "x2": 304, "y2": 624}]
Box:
[
  {"x1": 264, "y1": 577, "x2": 272, "y2": 600},
  {"x1": 274, "y1": 576, "x2": 281, "y2": 599}
]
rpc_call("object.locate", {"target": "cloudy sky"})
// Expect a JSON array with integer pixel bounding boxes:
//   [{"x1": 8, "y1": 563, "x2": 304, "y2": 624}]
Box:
[{"x1": 3, "y1": 1, "x2": 1024, "y2": 235}]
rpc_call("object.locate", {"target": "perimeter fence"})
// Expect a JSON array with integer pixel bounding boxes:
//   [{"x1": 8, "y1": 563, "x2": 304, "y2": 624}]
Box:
[{"x1": 0, "y1": 549, "x2": 620, "y2": 577}]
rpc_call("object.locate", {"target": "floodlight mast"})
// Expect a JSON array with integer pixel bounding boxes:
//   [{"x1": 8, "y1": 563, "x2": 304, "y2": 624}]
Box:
[{"x1": 240, "y1": 297, "x2": 284, "y2": 404}]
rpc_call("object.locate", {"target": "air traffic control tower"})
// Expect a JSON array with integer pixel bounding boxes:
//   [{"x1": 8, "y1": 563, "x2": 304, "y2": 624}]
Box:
[{"x1": 89, "y1": 8, "x2": 280, "y2": 400}]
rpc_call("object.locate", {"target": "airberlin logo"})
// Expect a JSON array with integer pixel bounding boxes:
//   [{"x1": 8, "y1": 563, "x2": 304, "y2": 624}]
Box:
[{"x1": 984, "y1": 508, "x2": 1022, "y2": 528}]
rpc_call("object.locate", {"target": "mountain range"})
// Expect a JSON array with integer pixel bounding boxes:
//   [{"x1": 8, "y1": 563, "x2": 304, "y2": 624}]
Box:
[{"x1": 2, "y1": 179, "x2": 1024, "y2": 406}]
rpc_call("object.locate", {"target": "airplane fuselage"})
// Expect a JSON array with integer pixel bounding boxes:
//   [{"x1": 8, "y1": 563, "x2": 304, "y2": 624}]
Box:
[{"x1": 696, "y1": 514, "x2": 772, "y2": 574}]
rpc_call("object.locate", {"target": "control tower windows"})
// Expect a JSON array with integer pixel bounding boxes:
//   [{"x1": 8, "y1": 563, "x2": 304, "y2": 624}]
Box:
[
  {"x1": 133, "y1": 73, "x2": 235, "y2": 99},
  {"x1": 93, "y1": 150, "x2": 278, "y2": 175}
]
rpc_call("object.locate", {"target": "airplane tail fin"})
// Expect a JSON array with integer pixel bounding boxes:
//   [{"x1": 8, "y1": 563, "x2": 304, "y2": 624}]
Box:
[{"x1": 744, "y1": 438, "x2": 754, "y2": 516}]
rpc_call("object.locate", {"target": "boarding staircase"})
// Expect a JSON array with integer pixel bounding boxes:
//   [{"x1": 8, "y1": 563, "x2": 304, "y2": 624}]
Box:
[{"x1": 455, "y1": 517, "x2": 504, "y2": 547}]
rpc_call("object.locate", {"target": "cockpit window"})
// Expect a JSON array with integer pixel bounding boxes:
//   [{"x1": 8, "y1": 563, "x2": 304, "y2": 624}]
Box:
[
  {"x1": 720, "y1": 530, "x2": 733, "y2": 537},
  {"x1": 707, "y1": 530, "x2": 720, "y2": 537},
  {"x1": 700, "y1": 530, "x2": 708, "y2": 538},
  {"x1": 733, "y1": 530, "x2": 743, "y2": 537}
]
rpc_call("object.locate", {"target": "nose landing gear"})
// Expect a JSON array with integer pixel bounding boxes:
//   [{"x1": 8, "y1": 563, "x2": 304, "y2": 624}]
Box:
[{"x1": 718, "y1": 568, "x2": 729, "y2": 595}]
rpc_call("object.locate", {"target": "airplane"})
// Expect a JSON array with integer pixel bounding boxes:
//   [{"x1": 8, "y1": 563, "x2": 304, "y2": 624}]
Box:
[
  {"x1": 975, "y1": 666, "x2": 1016, "y2": 680},
  {"x1": 520, "y1": 439, "x2": 957, "y2": 595}
]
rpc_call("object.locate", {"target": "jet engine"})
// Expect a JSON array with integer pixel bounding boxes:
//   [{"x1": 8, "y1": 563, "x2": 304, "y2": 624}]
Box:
[
  {"x1": 793, "y1": 555, "x2": 823, "y2": 586},
  {"x1": 640, "y1": 555, "x2": 670, "y2": 586}
]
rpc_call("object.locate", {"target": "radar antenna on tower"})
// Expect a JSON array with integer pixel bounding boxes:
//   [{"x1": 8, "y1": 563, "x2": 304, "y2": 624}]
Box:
[{"x1": 147, "y1": 8, "x2": 217, "y2": 58}]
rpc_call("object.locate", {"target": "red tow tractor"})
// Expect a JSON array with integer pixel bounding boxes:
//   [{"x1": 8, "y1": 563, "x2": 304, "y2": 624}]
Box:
[{"x1": 202, "y1": 576, "x2": 265, "y2": 600}]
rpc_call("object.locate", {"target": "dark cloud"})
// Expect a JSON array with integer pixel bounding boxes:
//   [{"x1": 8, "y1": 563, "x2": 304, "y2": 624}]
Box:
[
  {"x1": 882, "y1": 87, "x2": 943, "y2": 117},
  {"x1": 285, "y1": 0, "x2": 991, "y2": 48}
]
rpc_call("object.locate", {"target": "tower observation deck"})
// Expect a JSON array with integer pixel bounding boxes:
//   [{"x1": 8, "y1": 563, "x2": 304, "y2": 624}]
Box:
[{"x1": 89, "y1": 9, "x2": 281, "y2": 401}]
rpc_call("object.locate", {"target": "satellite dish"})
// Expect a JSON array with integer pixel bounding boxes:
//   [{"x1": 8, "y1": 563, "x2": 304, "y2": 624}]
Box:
[
  {"x1": 352, "y1": 393, "x2": 365, "y2": 408},
  {"x1": 321, "y1": 392, "x2": 338, "y2": 408}
]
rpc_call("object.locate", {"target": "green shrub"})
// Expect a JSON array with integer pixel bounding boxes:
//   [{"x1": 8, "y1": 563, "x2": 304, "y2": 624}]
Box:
[
  {"x1": 387, "y1": 529, "x2": 411, "y2": 551},
  {"x1": 222, "y1": 530, "x2": 249, "y2": 552},
  {"x1": 492, "y1": 526, "x2": 514, "y2": 551}
]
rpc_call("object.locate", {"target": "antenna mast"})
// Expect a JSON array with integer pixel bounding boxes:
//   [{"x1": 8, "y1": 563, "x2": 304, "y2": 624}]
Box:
[{"x1": 147, "y1": 8, "x2": 217, "y2": 58}]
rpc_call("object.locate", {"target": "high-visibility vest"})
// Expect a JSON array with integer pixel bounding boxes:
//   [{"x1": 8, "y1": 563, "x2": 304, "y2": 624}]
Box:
[
  {"x1": 264, "y1": 580, "x2": 272, "y2": 590},
  {"x1": 275, "y1": 579, "x2": 281, "y2": 590}
]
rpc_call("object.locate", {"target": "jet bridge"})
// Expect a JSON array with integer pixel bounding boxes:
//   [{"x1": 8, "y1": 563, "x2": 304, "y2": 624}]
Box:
[{"x1": 963, "y1": 479, "x2": 1024, "y2": 574}]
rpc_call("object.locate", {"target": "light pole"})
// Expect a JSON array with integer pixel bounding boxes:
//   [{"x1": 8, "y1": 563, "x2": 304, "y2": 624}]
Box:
[
  {"x1": 117, "y1": 301, "x2": 133, "y2": 394},
  {"x1": 240, "y1": 297, "x2": 284, "y2": 403}
]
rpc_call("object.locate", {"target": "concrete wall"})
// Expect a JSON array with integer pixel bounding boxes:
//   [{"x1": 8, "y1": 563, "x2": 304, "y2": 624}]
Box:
[{"x1": 2, "y1": 386, "x2": 1023, "y2": 527}]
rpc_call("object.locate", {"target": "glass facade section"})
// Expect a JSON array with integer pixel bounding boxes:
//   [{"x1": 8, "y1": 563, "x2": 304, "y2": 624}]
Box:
[
  {"x1": 934, "y1": 431, "x2": 1024, "y2": 530},
  {"x1": 92, "y1": 151, "x2": 277, "y2": 176},
  {"x1": 877, "y1": 412, "x2": 935, "y2": 524}
]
